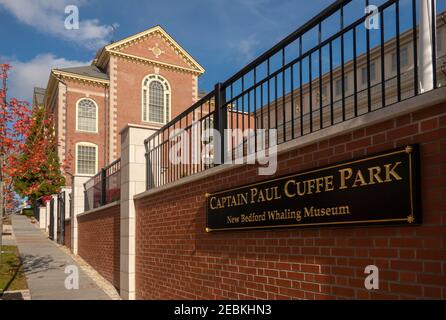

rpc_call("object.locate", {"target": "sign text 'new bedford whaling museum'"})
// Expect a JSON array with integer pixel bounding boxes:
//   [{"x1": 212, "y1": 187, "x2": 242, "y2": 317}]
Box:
[{"x1": 206, "y1": 145, "x2": 421, "y2": 232}]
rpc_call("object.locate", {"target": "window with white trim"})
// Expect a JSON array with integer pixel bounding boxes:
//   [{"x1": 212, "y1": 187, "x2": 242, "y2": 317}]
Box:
[
  {"x1": 77, "y1": 99, "x2": 97, "y2": 132},
  {"x1": 76, "y1": 143, "x2": 97, "y2": 175},
  {"x1": 335, "y1": 76, "x2": 349, "y2": 96},
  {"x1": 391, "y1": 46, "x2": 409, "y2": 71},
  {"x1": 142, "y1": 75, "x2": 170, "y2": 124},
  {"x1": 361, "y1": 62, "x2": 376, "y2": 85}
]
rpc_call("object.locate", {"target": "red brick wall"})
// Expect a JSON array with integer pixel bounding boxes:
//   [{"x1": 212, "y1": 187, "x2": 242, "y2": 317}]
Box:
[
  {"x1": 64, "y1": 219, "x2": 71, "y2": 249},
  {"x1": 135, "y1": 102, "x2": 446, "y2": 300},
  {"x1": 114, "y1": 58, "x2": 196, "y2": 155},
  {"x1": 58, "y1": 79, "x2": 109, "y2": 185},
  {"x1": 78, "y1": 204, "x2": 121, "y2": 290}
]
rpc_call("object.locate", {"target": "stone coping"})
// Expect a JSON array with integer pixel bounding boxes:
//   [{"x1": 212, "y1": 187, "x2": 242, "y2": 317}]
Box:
[{"x1": 77, "y1": 201, "x2": 120, "y2": 218}]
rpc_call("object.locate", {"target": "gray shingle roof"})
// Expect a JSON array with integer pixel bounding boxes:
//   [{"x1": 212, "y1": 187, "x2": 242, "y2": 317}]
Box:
[{"x1": 56, "y1": 65, "x2": 109, "y2": 80}]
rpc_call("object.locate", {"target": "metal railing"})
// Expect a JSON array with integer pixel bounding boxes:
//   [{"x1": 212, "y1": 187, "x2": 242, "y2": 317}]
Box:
[
  {"x1": 146, "y1": 0, "x2": 443, "y2": 189},
  {"x1": 84, "y1": 158, "x2": 121, "y2": 211}
]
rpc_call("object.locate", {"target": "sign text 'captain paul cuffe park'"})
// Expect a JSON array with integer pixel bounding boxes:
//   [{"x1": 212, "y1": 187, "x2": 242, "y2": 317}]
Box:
[{"x1": 206, "y1": 145, "x2": 420, "y2": 232}]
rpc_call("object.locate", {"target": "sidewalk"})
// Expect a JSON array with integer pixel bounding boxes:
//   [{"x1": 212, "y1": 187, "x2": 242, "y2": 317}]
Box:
[{"x1": 11, "y1": 215, "x2": 111, "y2": 300}]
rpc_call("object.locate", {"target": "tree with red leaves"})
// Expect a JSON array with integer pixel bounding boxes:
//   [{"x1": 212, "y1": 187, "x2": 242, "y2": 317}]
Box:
[
  {"x1": 0, "y1": 63, "x2": 33, "y2": 258},
  {"x1": 13, "y1": 105, "x2": 65, "y2": 203},
  {"x1": 0, "y1": 64, "x2": 32, "y2": 215},
  {"x1": 0, "y1": 64, "x2": 65, "y2": 255}
]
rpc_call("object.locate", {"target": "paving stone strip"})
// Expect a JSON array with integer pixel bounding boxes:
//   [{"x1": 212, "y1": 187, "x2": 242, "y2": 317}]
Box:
[{"x1": 11, "y1": 215, "x2": 112, "y2": 300}]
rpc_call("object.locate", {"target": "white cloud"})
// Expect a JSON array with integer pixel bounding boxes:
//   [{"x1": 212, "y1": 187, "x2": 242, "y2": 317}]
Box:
[
  {"x1": 0, "y1": 0, "x2": 115, "y2": 50},
  {"x1": 3, "y1": 53, "x2": 90, "y2": 103},
  {"x1": 229, "y1": 35, "x2": 261, "y2": 64}
]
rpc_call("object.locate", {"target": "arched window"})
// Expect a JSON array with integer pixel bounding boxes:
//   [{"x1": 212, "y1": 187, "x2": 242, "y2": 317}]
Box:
[
  {"x1": 76, "y1": 98, "x2": 97, "y2": 132},
  {"x1": 142, "y1": 75, "x2": 170, "y2": 124}
]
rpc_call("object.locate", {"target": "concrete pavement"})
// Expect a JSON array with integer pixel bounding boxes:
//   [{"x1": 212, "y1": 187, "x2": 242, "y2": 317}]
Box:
[{"x1": 11, "y1": 215, "x2": 111, "y2": 300}]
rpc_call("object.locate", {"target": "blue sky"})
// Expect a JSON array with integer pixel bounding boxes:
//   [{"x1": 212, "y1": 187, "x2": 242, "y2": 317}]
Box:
[
  {"x1": 0, "y1": 0, "x2": 444, "y2": 103},
  {"x1": 0, "y1": 0, "x2": 336, "y2": 102}
]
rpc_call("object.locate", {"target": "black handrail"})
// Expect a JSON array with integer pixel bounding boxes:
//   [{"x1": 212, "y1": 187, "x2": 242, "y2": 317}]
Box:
[
  {"x1": 84, "y1": 158, "x2": 121, "y2": 211},
  {"x1": 221, "y1": 0, "x2": 353, "y2": 87},
  {"x1": 145, "y1": 0, "x2": 442, "y2": 190}
]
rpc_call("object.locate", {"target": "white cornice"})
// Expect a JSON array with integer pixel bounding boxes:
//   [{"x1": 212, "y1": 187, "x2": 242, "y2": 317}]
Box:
[
  {"x1": 52, "y1": 70, "x2": 110, "y2": 86},
  {"x1": 108, "y1": 50, "x2": 203, "y2": 75},
  {"x1": 104, "y1": 25, "x2": 204, "y2": 74}
]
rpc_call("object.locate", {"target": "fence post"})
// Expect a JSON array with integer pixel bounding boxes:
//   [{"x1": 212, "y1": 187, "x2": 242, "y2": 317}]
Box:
[
  {"x1": 70, "y1": 175, "x2": 90, "y2": 254},
  {"x1": 83, "y1": 183, "x2": 87, "y2": 212},
  {"x1": 120, "y1": 124, "x2": 157, "y2": 300},
  {"x1": 101, "y1": 168, "x2": 107, "y2": 206},
  {"x1": 419, "y1": 0, "x2": 437, "y2": 92},
  {"x1": 214, "y1": 83, "x2": 227, "y2": 164},
  {"x1": 144, "y1": 141, "x2": 151, "y2": 190}
]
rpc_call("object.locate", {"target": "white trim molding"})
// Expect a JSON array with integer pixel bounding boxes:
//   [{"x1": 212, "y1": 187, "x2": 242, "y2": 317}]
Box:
[{"x1": 141, "y1": 74, "x2": 171, "y2": 124}]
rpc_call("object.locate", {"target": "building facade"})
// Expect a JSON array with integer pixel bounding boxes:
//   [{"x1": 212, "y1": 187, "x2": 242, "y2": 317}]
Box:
[
  {"x1": 34, "y1": 0, "x2": 446, "y2": 301},
  {"x1": 37, "y1": 26, "x2": 204, "y2": 186}
]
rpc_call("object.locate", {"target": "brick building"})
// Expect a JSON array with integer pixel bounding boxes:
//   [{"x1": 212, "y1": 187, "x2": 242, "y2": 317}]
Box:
[
  {"x1": 35, "y1": 0, "x2": 446, "y2": 300},
  {"x1": 37, "y1": 25, "x2": 204, "y2": 186}
]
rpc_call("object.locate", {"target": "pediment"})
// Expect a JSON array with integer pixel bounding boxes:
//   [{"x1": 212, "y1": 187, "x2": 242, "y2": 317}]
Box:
[{"x1": 105, "y1": 26, "x2": 204, "y2": 74}]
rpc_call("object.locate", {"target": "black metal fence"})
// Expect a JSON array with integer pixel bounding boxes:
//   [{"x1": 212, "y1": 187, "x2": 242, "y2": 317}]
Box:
[
  {"x1": 84, "y1": 158, "x2": 121, "y2": 211},
  {"x1": 146, "y1": 0, "x2": 444, "y2": 189}
]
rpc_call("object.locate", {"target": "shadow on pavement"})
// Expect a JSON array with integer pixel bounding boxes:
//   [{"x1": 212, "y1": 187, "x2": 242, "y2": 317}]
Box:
[{"x1": 21, "y1": 254, "x2": 58, "y2": 275}]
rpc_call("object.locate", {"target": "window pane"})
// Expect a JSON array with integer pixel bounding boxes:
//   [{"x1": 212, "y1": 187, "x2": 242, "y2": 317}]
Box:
[
  {"x1": 336, "y1": 76, "x2": 348, "y2": 96},
  {"x1": 165, "y1": 93, "x2": 169, "y2": 122},
  {"x1": 143, "y1": 89, "x2": 147, "y2": 121},
  {"x1": 77, "y1": 145, "x2": 96, "y2": 175},
  {"x1": 391, "y1": 47, "x2": 408, "y2": 71},
  {"x1": 361, "y1": 62, "x2": 376, "y2": 85},
  {"x1": 78, "y1": 99, "x2": 96, "y2": 132},
  {"x1": 149, "y1": 81, "x2": 165, "y2": 123}
]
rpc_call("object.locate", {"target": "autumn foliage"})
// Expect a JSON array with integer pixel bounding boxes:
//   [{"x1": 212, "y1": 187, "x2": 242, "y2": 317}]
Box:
[
  {"x1": 0, "y1": 64, "x2": 31, "y2": 213},
  {"x1": 0, "y1": 64, "x2": 65, "y2": 210}
]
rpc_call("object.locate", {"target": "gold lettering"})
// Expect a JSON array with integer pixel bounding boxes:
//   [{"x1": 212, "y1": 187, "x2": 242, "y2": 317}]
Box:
[
  {"x1": 384, "y1": 162, "x2": 403, "y2": 182},
  {"x1": 210, "y1": 197, "x2": 218, "y2": 210},
  {"x1": 250, "y1": 188, "x2": 258, "y2": 203},
  {"x1": 315, "y1": 177, "x2": 325, "y2": 193},
  {"x1": 284, "y1": 180, "x2": 296, "y2": 198},
  {"x1": 296, "y1": 181, "x2": 306, "y2": 196},
  {"x1": 368, "y1": 166, "x2": 383, "y2": 185},
  {"x1": 339, "y1": 168, "x2": 353, "y2": 189},
  {"x1": 352, "y1": 169, "x2": 367, "y2": 188},
  {"x1": 307, "y1": 179, "x2": 316, "y2": 194},
  {"x1": 325, "y1": 175, "x2": 334, "y2": 191},
  {"x1": 240, "y1": 193, "x2": 248, "y2": 205},
  {"x1": 257, "y1": 189, "x2": 265, "y2": 202},
  {"x1": 265, "y1": 188, "x2": 274, "y2": 201}
]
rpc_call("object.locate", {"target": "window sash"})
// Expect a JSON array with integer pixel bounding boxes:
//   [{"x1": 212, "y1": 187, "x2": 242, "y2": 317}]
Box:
[
  {"x1": 335, "y1": 76, "x2": 348, "y2": 96},
  {"x1": 142, "y1": 78, "x2": 170, "y2": 124},
  {"x1": 149, "y1": 81, "x2": 164, "y2": 123},
  {"x1": 391, "y1": 47, "x2": 408, "y2": 71},
  {"x1": 361, "y1": 62, "x2": 376, "y2": 85},
  {"x1": 77, "y1": 145, "x2": 96, "y2": 175},
  {"x1": 77, "y1": 99, "x2": 97, "y2": 132}
]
